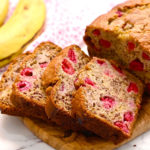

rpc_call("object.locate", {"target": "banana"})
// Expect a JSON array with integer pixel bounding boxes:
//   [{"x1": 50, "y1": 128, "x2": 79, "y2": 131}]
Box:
[
  {"x1": 0, "y1": 0, "x2": 9, "y2": 25},
  {"x1": 0, "y1": 48, "x2": 23, "y2": 68},
  {"x1": 0, "y1": 0, "x2": 46, "y2": 62}
]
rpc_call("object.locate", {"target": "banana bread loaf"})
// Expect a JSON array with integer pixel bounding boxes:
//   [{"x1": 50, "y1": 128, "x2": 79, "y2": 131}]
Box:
[
  {"x1": 11, "y1": 42, "x2": 62, "y2": 120},
  {"x1": 84, "y1": 0, "x2": 150, "y2": 93},
  {"x1": 42, "y1": 45, "x2": 90, "y2": 130},
  {"x1": 72, "y1": 57, "x2": 143, "y2": 143},
  {"x1": 0, "y1": 53, "x2": 31, "y2": 116}
]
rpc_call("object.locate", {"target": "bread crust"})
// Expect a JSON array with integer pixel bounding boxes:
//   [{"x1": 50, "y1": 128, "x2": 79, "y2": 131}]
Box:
[
  {"x1": 85, "y1": 0, "x2": 150, "y2": 51},
  {"x1": 0, "y1": 53, "x2": 32, "y2": 117},
  {"x1": 43, "y1": 45, "x2": 90, "y2": 131},
  {"x1": 11, "y1": 42, "x2": 62, "y2": 121}
]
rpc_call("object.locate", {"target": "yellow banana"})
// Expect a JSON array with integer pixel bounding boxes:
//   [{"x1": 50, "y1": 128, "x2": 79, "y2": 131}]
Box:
[
  {"x1": 0, "y1": 0, "x2": 46, "y2": 61},
  {"x1": 0, "y1": 0, "x2": 9, "y2": 25},
  {"x1": 0, "y1": 48, "x2": 23, "y2": 68}
]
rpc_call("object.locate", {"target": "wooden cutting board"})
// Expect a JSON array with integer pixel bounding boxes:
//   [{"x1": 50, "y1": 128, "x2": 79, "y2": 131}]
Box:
[{"x1": 23, "y1": 96, "x2": 150, "y2": 150}]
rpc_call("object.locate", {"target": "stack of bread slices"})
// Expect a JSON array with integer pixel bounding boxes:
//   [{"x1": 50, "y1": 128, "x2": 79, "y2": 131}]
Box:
[
  {"x1": 1, "y1": 0, "x2": 149, "y2": 144},
  {"x1": 0, "y1": 40, "x2": 143, "y2": 144}
]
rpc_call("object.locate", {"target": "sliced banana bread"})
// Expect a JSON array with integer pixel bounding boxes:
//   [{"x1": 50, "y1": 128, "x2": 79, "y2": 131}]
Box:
[
  {"x1": 0, "y1": 53, "x2": 31, "y2": 116},
  {"x1": 84, "y1": 0, "x2": 150, "y2": 93},
  {"x1": 11, "y1": 42, "x2": 62, "y2": 120},
  {"x1": 72, "y1": 57, "x2": 143, "y2": 143},
  {"x1": 42, "y1": 45, "x2": 90, "y2": 130}
]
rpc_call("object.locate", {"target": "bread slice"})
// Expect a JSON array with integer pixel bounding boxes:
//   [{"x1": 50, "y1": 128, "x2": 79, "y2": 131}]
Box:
[
  {"x1": 84, "y1": 0, "x2": 150, "y2": 93},
  {"x1": 11, "y1": 42, "x2": 62, "y2": 120},
  {"x1": 0, "y1": 53, "x2": 31, "y2": 116},
  {"x1": 42, "y1": 45, "x2": 90, "y2": 130},
  {"x1": 72, "y1": 57, "x2": 143, "y2": 143}
]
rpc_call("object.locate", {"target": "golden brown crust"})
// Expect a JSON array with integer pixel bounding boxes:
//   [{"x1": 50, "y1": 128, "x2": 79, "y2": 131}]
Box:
[
  {"x1": 90, "y1": 0, "x2": 150, "y2": 29},
  {"x1": 85, "y1": 0, "x2": 150, "y2": 52},
  {"x1": 10, "y1": 42, "x2": 62, "y2": 121}
]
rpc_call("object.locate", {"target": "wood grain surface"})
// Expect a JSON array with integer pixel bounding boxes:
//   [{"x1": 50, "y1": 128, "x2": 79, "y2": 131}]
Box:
[{"x1": 23, "y1": 96, "x2": 150, "y2": 150}]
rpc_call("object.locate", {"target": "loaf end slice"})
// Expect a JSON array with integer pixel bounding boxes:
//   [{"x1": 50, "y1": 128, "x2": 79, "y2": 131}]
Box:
[
  {"x1": 72, "y1": 57, "x2": 143, "y2": 143},
  {"x1": 0, "y1": 53, "x2": 32, "y2": 116},
  {"x1": 42, "y1": 45, "x2": 90, "y2": 131},
  {"x1": 11, "y1": 42, "x2": 62, "y2": 120}
]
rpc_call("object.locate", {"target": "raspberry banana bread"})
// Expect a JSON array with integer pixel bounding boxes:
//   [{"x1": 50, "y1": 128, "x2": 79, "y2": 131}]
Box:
[
  {"x1": 84, "y1": 0, "x2": 150, "y2": 93},
  {"x1": 0, "y1": 53, "x2": 31, "y2": 116},
  {"x1": 11, "y1": 42, "x2": 62, "y2": 120},
  {"x1": 72, "y1": 57, "x2": 143, "y2": 143},
  {"x1": 42, "y1": 45, "x2": 90, "y2": 130}
]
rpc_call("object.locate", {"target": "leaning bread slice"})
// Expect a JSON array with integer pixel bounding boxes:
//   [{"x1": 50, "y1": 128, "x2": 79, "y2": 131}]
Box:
[
  {"x1": 0, "y1": 53, "x2": 31, "y2": 116},
  {"x1": 42, "y1": 45, "x2": 90, "y2": 130},
  {"x1": 11, "y1": 42, "x2": 62, "y2": 120},
  {"x1": 72, "y1": 57, "x2": 143, "y2": 143}
]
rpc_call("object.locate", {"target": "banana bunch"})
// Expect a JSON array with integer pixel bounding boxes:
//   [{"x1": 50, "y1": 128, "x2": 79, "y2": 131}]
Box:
[
  {"x1": 0, "y1": 0, "x2": 46, "y2": 67},
  {"x1": 0, "y1": 0, "x2": 9, "y2": 26}
]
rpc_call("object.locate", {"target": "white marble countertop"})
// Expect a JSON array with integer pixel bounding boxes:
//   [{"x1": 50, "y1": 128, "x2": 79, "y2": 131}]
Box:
[
  {"x1": 0, "y1": 113, "x2": 150, "y2": 150},
  {"x1": 1, "y1": 0, "x2": 150, "y2": 149}
]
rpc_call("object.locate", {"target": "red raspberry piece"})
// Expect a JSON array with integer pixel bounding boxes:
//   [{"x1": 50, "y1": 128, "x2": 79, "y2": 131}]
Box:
[
  {"x1": 116, "y1": 10, "x2": 123, "y2": 17},
  {"x1": 85, "y1": 77, "x2": 95, "y2": 86},
  {"x1": 62, "y1": 59, "x2": 75, "y2": 75},
  {"x1": 21, "y1": 68, "x2": 33, "y2": 76},
  {"x1": 99, "y1": 39, "x2": 111, "y2": 48},
  {"x1": 97, "y1": 59, "x2": 105, "y2": 65},
  {"x1": 92, "y1": 29, "x2": 101, "y2": 36},
  {"x1": 124, "y1": 111, "x2": 134, "y2": 122},
  {"x1": 127, "y1": 42, "x2": 135, "y2": 51},
  {"x1": 17, "y1": 81, "x2": 32, "y2": 91},
  {"x1": 100, "y1": 96, "x2": 115, "y2": 109},
  {"x1": 114, "y1": 121, "x2": 129, "y2": 133},
  {"x1": 129, "y1": 59, "x2": 144, "y2": 71},
  {"x1": 142, "y1": 52, "x2": 150, "y2": 60},
  {"x1": 68, "y1": 49, "x2": 77, "y2": 63},
  {"x1": 40, "y1": 62, "x2": 48, "y2": 68},
  {"x1": 127, "y1": 82, "x2": 138, "y2": 93},
  {"x1": 111, "y1": 64, "x2": 123, "y2": 74}
]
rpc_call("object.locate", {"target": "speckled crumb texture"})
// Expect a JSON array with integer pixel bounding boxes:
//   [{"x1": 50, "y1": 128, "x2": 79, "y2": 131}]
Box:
[
  {"x1": 84, "y1": 0, "x2": 150, "y2": 94},
  {"x1": 23, "y1": 96, "x2": 150, "y2": 150}
]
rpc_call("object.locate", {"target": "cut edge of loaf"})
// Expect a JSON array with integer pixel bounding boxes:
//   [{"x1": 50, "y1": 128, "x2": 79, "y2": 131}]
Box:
[{"x1": 72, "y1": 57, "x2": 144, "y2": 143}]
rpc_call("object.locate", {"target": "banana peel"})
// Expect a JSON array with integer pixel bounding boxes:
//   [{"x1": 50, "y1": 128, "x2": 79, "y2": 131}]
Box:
[
  {"x1": 0, "y1": 0, "x2": 9, "y2": 26},
  {"x1": 0, "y1": 0, "x2": 46, "y2": 64}
]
